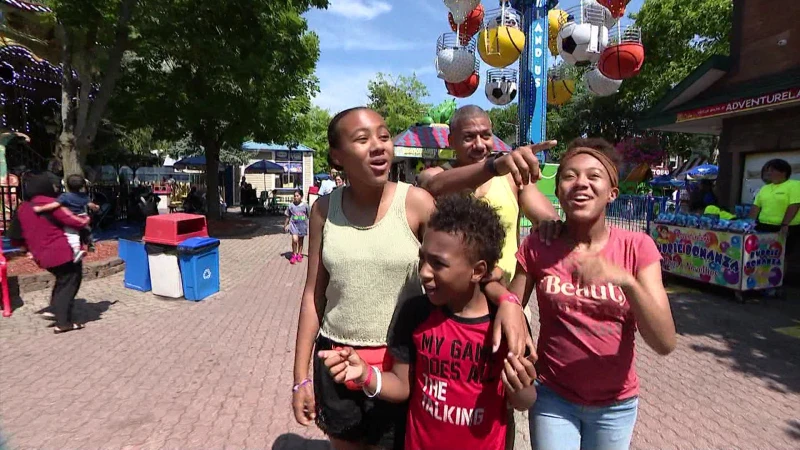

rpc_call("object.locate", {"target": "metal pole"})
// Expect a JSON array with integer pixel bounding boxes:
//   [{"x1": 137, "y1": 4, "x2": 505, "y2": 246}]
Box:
[{"x1": 513, "y1": 0, "x2": 550, "y2": 160}]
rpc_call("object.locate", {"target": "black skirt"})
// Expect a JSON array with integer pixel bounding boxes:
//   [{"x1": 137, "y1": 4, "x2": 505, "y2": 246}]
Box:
[{"x1": 313, "y1": 335, "x2": 407, "y2": 449}]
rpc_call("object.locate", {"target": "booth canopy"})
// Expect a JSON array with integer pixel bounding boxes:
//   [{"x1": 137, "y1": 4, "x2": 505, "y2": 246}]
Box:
[
  {"x1": 245, "y1": 159, "x2": 285, "y2": 174},
  {"x1": 393, "y1": 125, "x2": 512, "y2": 160},
  {"x1": 173, "y1": 155, "x2": 225, "y2": 172}
]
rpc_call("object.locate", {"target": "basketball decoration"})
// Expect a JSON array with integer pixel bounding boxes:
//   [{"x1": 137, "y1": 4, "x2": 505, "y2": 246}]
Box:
[
  {"x1": 485, "y1": 68, "x2": 518, "y2": 106},
  {"x1": 548, "y1": 9, "x2": 570, "y2": 56},
  {"x1": 598, "y1": 27, "x2": 644, "y2": 80},
  {"x1": 443, "y1": 0, "x2": 481, "y2": 25},
  {"x1": 449, "y1": 3, "x2": 484, "y2": 45},
  {"x1": 436, "y1": 32, "x2": 477, "y2": 83},
  {"x1": 585, "y1": 67, "x2": 622, "y2": 97},
  {"x1": 446, "y1": 72, "x2": 480, "y2": 98},
  {"x1": 478, "y1": 6, "x2": 525, "y2": 68},
  {"x1": 547, "y1": 77, "x2": 576, "y2": 106},
  {"x1": 598, "y1": 0, "x2": 632, "y2": 18}
]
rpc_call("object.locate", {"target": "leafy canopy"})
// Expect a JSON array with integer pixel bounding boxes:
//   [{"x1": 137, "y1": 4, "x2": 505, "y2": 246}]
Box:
[{"x1": 367, "y1": 73, "x2": 431, "y2": 136}]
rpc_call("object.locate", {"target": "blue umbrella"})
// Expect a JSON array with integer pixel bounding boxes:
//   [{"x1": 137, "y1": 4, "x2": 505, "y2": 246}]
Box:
[
  {"x1": 245, "y1": 159, "x2": 286, "y2": 189},
  {"x1": 685, "y1": 164, "x2": 718, "y2": 180},
  {"x1": 650, "y1": 175, "x2": 685, "y2": 188},
  {"x1": 245, "y1": 159, "x2": 285, "y2": 175},
  {"x1": 173, "y1": 155, "x2": 225, "y2": 172},
  {"x1": 315, "y1": 173, "x2": 331, "y2": 181}
]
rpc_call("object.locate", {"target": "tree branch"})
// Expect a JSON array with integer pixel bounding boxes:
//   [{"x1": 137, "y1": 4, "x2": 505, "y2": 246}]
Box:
[
  {"x1": 79, "y1": 0, "x2": 137, "y2": 149},
  {"x1": 56, "y1": 22, "x2": 77, "y2": 135}
]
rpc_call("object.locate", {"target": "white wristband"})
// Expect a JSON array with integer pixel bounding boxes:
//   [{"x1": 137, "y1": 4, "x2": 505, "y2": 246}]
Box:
[{"x1": 363, "y1": 366, "x2": 382, "y2": 398}]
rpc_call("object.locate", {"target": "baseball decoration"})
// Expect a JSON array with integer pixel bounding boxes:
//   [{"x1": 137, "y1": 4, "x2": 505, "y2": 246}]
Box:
[
  {"x1": 598, "y1": 26, "x2": 644, "y2": 80},
  {"x1": 443, "y1": 0, "x2": 481, "y2": 25},
  {"x1": 436, "y1": 32, "x2": 477, "y2": 83},
  {"x1": 449, "y1": 3, "x2": 484, "y2": 45},
  {"x1": 584, "y1": 66, "x2": 622, "y2": 96},
  {"x1": 485, "y1": 68, "x2": 518, "y2": 106},
  {"x1": 478, "y1": 4, "x2": 525, "y2": 68}
]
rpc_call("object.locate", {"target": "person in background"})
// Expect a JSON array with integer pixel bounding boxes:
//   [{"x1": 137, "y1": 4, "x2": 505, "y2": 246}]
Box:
[
  {"x1": 284, "y1": 189, "x2": 310, "y2": 264},
  {"x1": 749, "y1": 159, "x2": 800, "y2": 257},
  {"x1": 334, "y1": 174, "x2": 344, "y2": 189},
  {"x1": 10, "y1": 175, "x2": 91, "y2": 334},
  {"x1": 510, "y1": 138, "x2": 675, "y2": 450},
  {"x1": 318, "y1": 194, "x2": 537, "y2": 450},
  {"x1": 688, "y1": 179, "x2": 717, "y2": 214},
  {"x1": 318, "y1": 168, "x2": 339, "y2": 196},
  {"x1": 33, "y1": 174, "x2": 99, "y2": 261},
  {"x1": 418, "y1": 105, "x2": 562, "y2": 284}
]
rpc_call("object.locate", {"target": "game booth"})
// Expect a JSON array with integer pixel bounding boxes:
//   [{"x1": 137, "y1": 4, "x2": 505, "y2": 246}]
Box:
[{"x1": 649, "y1": 165, "x2": 785, "y2": 301}]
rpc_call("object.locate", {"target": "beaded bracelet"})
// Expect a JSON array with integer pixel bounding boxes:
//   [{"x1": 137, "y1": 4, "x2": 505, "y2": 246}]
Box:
[{"x1": 292, "y1": 378, "x2": 312, "y2": 393}]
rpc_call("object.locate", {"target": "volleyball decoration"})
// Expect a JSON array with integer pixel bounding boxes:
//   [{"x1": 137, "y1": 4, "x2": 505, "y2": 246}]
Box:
[
  {"x1": 547, "y1": 76, "x2": 576, "y2": 106},
  {"x1": 436, "y1": 32, "x2": 477, "y2": 83},
  {"x1": 478, "y1": 4, "x2": 525, "y2": 68},
  {"x1": 443, "y1": 0, "x2": 481, "y2": 25},
  {"x1": 548, "y1": 9, "x2": 570, "y2": 56},
  {"x1": 485, "y1": 68, "x2": 518, "y2": 106},
  {"x1": 449, "y1": 3, "x2": 484, "y2": 45},
  {"x1": 598, "y1": 26, "x2": 644, "y2": 80},
  {"x1": 585, "y1": 67, "x2": 622, "y2": 96},
  {"x1": 598, "y1": 0, "x2": 632, "y2": 18},
  {"x1": 445, "y1": 51, "x2": 480, "y2": 98}
]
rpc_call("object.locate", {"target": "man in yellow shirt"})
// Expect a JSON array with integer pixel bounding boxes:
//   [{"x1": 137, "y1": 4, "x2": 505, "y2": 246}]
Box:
[{"x1": 749, "y1": 159, "x2": 800, "y2": 257}]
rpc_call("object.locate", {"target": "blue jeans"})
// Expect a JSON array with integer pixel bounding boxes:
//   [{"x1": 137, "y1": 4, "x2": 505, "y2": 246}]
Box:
[{"x1": 530, "y1": 383, "x2": 638, "y2": 450}]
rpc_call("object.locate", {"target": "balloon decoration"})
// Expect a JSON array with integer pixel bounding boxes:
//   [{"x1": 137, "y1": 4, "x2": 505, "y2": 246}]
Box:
[
  {"x1": 548, "y1": 9, "x2": 571, "y2": 56},
  {"x1": 449, "y1": 3, "x2": 484, "y2": 45},
  {"x1": 436, "y1": 32, "x2": 477, "y2": 83},
  {"x1": 598, "y1": 0, "x2": 632, "y2": 19},
  {"x1": 584, "y1": 67, "x2": 622, "y2": 96},
  {"x1": 598, "y1": 26, "x2": 644, "y2": 80},
  {"x1": 443, "y1": 0, "x2": 482, "y2": 25},
  {"x1": 478, "y1": 4, "x2": 525, "y2": 68},
  {"x1": 485, "y1": 68, "x2": 518, "y2": 106}
]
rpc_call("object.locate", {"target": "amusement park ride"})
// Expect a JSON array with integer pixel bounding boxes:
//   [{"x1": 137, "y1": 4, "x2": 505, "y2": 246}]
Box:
[{"x1": 436, "y1": 0, "x2": 644, "y2": 160}]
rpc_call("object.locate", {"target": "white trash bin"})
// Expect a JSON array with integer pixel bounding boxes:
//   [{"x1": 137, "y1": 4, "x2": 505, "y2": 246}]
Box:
[{"x1": 145, "y1": 244, "x2": 184, "y2": 298}]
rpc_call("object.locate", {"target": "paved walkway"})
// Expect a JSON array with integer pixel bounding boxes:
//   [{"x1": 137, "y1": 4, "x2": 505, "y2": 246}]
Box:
[{"x1": 0, "y1": 218, "x2": 798, "y2": 450}]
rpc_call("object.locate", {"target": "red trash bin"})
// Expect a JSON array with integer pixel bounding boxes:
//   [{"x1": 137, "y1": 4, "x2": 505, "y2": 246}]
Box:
[{"x1": 144, "y1": 213, "x2": 208, "y2": 246}]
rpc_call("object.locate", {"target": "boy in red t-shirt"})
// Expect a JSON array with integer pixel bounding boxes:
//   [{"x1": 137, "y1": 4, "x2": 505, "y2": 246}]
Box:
[{"x1": 319, "y1": 194, "x2": 537, "y2": 450}]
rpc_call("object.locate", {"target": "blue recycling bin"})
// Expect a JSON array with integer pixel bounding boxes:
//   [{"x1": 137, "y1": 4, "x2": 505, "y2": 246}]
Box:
[
  {"x1": 119, "y1": 239, "x2": 151, "y2": 292},
  {"x1": 177, "y1": 237, "x2": 221, "y2": 301}
]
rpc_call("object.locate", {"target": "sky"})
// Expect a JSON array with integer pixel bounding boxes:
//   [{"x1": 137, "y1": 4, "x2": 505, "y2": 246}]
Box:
[{"x1": 305, "y1": 0, "x2": 645, "y2": 114}]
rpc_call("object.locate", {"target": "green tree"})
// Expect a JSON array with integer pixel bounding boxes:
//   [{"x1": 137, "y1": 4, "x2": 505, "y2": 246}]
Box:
[
  {"x1": 487, "y1": 104, "x2": 519, "y2": 146},
  {"x1": 296, "y1": 106, "x2": 332, "y2": 173},
  {"x1": 42, "y1": 0, "x2": 139, "y2": 177},
  {"x1": 114, "y1": 0, "x2": 327, "y2": 217},
  {"x1": 367, "y1": 73, "x2": 431, "y2": 135}
]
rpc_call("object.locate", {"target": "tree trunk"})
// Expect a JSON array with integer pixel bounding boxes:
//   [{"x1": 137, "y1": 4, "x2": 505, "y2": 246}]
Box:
[
  {"x1": 59, "y1": 132, "x2": 82, "y2": 178},
  {"x1": 204, "y1": 140, "x2": 221, "y2": 219}
]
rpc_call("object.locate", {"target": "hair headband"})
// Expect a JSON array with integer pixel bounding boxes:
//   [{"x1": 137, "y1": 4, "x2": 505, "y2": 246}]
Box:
[{"x1": 556, "y1": 147, "x2": 619, "y2": 188}]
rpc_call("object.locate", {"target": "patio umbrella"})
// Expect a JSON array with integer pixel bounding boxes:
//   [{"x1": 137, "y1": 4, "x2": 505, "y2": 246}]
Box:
[
  {"x1": 245, "y1": 159, "x2": 286, "y2": 188},
  {"x1": 393, "y1": 124, "x2": 512, "y2": 160},
  {"x1": 172, "y1": 155, "x2": 225, "y2": 172},
  {"x1": 315, "y1": 173, "x2": 331, "y2": 181},
  {"x1": 684, "y1": 164, "x2": 718, "y2": 180},
  {"x1": 650, "y1": 175, "x2": 685, "y2": 188}
]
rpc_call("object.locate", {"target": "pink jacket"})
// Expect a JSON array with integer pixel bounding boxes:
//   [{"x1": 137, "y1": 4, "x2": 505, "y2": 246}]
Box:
[{"x1": 13, "y1": 195, "x2": 90, "y2": 269}]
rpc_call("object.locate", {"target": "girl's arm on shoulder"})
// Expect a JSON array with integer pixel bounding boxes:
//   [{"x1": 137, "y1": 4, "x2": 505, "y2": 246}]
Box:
[
  {"x1": 406, "y1": 185, "x2": 436, "y2": 239},
  {"x1": 293, "y1": 196, "x2": 331, "y2": 384}
]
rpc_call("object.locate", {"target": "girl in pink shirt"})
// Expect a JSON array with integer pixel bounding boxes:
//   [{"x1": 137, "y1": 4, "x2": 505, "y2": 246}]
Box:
[{"x1": 510, "y1": 138, "x2": 676, "y2": 450}]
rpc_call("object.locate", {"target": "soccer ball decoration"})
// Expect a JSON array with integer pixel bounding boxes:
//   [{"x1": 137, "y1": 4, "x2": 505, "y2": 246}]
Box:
[
  {"x1": 485, "y1": 68, "x2": 518, "y2": 106},
  {"x1": 449, "y1": 3, "x2": 484, "y2": 45},
  {"x1": 478, "y1": 5, "x2": 525, "y2": 68},
  {"x1": 443, "y1": 0, "x2": 481, "y2": 25},
  {"x1": 598, "y1": 26, "x2": 644, "y2": 80},
  {"x1": 558, "y1": 22, "x2": 596, "y2": 66},
  {"x1": 548, "y1": 9, "x2": 571, "y2": 56},
  {"x1": 436, "y1": 32, "x2": 477, "y2": 83},
  {"x1": 598, "y1": 0, "x2": 632, "y2": 18},
  {"x1": 585, "y1": 67, "x2": 622, "y2": 96}
]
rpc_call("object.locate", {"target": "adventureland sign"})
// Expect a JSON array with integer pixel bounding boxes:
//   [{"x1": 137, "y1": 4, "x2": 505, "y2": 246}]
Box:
[{"x1": 676, "y1": 87, "x2": 800, "y2": 123}]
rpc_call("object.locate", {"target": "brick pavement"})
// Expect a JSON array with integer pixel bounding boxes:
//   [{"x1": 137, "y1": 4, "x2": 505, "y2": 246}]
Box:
[{"x1": 0, "y1": 220, "x2": 798, "y2": 449}]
